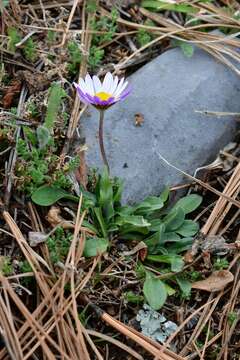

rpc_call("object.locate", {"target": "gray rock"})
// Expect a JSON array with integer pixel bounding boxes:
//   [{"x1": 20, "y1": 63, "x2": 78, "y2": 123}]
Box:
[{"x1": 81, "y1": 47, "x2": 240, "y2": 204}]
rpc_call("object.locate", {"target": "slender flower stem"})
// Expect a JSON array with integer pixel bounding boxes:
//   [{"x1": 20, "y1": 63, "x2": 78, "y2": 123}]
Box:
[{"x1": 98, "y1": 110, "x2": 110, "y2": 173}]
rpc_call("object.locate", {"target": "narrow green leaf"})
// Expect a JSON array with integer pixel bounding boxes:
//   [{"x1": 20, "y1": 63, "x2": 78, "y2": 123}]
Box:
[
  {"x1": 83, "y1": 237, "x2": 109, "y2": 257},
  {"x1": 147, "y1": 254, "x2": 184, "y2": 272},
  {"x1": 142, "y1": 0, "x2": 198, "y2": 14},
  {"x1": 93, "y1": 207, "x2": 108, "y2": 238},
  {"x1": 119, "y1": 215, "x2": 151, "y2": 227},
  {"x1": 99, "y1": 167, "x2": 114, "y2": 221},
  {"x1": 31, "y1": 186, "x2": 78, "y2": 206},
  {"x1": 143, "y1": 271, "x2": 167, "y2": 310}
]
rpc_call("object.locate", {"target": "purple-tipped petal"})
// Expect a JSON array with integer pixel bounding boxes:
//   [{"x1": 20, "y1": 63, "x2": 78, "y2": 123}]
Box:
[
  {"x1": 85, "y1": 93, "x2": 96, "y2": 104},
  {"x1": 74, "y1": 83, "x2": 89, "y2": 104},
  {"x1": 119, "y1": 85, "x2": 132, "y2": 101}
]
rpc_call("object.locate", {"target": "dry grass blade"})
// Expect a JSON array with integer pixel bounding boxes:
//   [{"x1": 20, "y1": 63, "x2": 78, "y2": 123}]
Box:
[{"x1": 202, "y1": 162, "x2": 240, "y2": 235}]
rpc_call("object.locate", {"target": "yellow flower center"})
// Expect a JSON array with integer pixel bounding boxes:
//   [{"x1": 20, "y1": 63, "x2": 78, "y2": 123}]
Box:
[{"x1": 95, "y1": 91, "x2": 112, "y2": 101}]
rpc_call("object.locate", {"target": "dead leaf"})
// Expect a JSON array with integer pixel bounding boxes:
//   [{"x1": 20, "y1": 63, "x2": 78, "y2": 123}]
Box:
[
  {"x1": 134, "y1": 113, "x2": 144, "y2": 126},
  {"x1": 139, "y1": 247, "x2": 148, "y2": 261},
  {"x1": 122, "y1": 241, "x2": 147, "y2": 257},
  {"x1": 2, "y1": 80, "x2": 21, "y2": 108},
  {"x1": 46, "y1": 206, "x2": 74, "y2": 229},
  {"x1": 28, "y1": 232, "x2": 48, "y2": 247},
  {"x1": 192, "y1": 270, "x2": 234, "y2": 292}
]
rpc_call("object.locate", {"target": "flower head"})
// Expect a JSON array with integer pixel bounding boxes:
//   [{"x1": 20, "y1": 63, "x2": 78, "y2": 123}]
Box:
[{"x1": 74, "y1": 72, "x2": 131, "y2": 110}]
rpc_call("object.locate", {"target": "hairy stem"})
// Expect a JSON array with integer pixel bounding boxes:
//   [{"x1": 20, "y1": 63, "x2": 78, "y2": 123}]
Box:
[{"x1": 98, "y1": 110, "x2": 109, "y2": 173}]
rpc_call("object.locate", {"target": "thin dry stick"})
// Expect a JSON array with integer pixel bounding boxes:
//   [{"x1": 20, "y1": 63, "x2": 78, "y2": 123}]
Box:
[
  {"x1": 155, "y1": 151, "x2": 240, "y2": 208},
  {"x1": 87, "y1": 329, "x2": 144, "y2": 360}
]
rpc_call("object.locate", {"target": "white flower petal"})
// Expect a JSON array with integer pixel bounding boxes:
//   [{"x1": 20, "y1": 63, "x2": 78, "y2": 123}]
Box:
[
  {"x1": 102, "y1": 72, "x2": 113, "y2": 93},
  {"x1": 93, "y1": 76, "x2": 102, "y2": 93},
  {"x1": 78, "y1": 78, "x2": 88, "y2": 94},
  {"x1": 115, "y1": 80, "x2": 128, "y2": 97},
  {"x1": 113, "y1": 77, "x2": 124, "y2": 95},
  {"x1": 110, "y1": 76, "x2": 119, "y2": 95},
  {"x1": 85, "y1": 74, "x2": 94, "y2": 95}
]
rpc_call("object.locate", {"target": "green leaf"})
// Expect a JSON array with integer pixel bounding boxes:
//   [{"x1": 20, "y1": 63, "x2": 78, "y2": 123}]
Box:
[
  {"x1": 175, "y1": 276, "x2": 191, "y2": 297},
  {"x1": 98, "y1": 167, "x2": 114, "y2": 221},
  {"x1": 147, "y1": 254, "x2": 184, "y2": 272},
  {"x1": 119, "y1": 215, "x2": 151, "y2": 227},
  {"x1": 143, "y1": 271, "x2": 167, "y2": 310},
  {"x1": 45, "y1": 83, "x2": 66, "y2": 131},
  {"x1": 83, "y1": 237, "x2": 109, "y2": 257},
  {"x1": 159, "y1": 186, "x2": 170, "y2": 203},
  {"x1": 134, "y1": 196, "x2": 164, "y2": 214},
  {"x1": 113, "y1": 177, "x2": 123, "y2": 204},
  {"x1": 176, "y1": 220, "x2": 199, "y2": 237},
  {"x1": 149, "y1": 219, "x2": 164, "y2": 232},
  {"x1": 180, "y1": 42, "x2": 194, "y2": 58},
  {"x1": 167, "y1": 237, "x2": 193, "y2": 254},
  {"x1": 172, "y1": 39, "x2": 194, "y2": 58},
  {"x1": 162, "y1": 232, "x2": 181, "y2": 243},
  {"x1": 32, "y1": 186, "x2": 79, "y2": 206},
  {"x1": 163, "y1": 207, "x2": 185, "y2": 231},
  {"x1": 93, "y1": 207, "x2": 108, "y2": 238},
  {"x1": 144, "y1": 224, "x2": 165, "y2": 253},
  {"x1": 37, "y1": 125, "x2": 51, "y2": 149},
  {"x1": 142, "y1": 0, "x2": 198, "y2": 14},
  {"x1": 172, "y1": 194, "x2": 202, "y2": 215}
]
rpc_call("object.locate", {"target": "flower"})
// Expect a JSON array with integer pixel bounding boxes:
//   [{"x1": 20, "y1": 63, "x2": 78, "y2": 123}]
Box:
[{"x1": 74, "y1": 72, "x2": 131, "y2": 110}]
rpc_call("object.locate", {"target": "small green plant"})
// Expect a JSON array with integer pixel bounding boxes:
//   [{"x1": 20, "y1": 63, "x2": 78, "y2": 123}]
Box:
[
  {"x1": 19, "y1": 260, "x2": 34, "y2": 286},
  {"x1": 227, "y1": 311, "x2": 238, "y2": 326},
  {"x1": 7, "y1": 27, "x2": 21, "y2": 52},
  {"x1": 172, "y1": 39, "x2": 194, "y2": 58},
  {"x1": 67, "y1": 40, "x2": 82, "y2": 75},
  {"x1": 91, "y1": 9, "x2": 118, "y2": 45},
  {"x1": 137, "y1": 28, "x2": 152, "y2": 47},
  {"x1": 44, "y1": 83, "x2": 66, "y2": 131},
  {"x1": 213, "y1": 257, "x2": 229, "y2": 270},
  {"x1": 27, "y1": 102, "x2": 40, "y2": 118},
  {"x1": 88, "y1": 46, "x2": 104, "y2": 71},
  {"x1": 19, "y1": 259, "x2": 32, "y2": 273},
  {"x1": 188, "y1": 270, "x2": 202, "y2": 282},
  {"x1": 47, "y1": 30, "x2": 56, "y2": 44},
  {"x1": 124, "y1": 291, "x2": 144, "y2": 305},
  {"x1": 16, "y1": 83, "x2": 78, "y2": 195},
  {"x1": 86, "y1": 9, "x2": 118, "y2": 70},
  {"x1": 0, "y1": 257, "x2": 13, "y2": 276},
  {"x1": 86, "y1": 0, "x2": 97, "y2": 13},
  {"x1": 47, "y1": 227, "x2": 72, "y2": 264},
  {"x1": 23, "y1": 38, "x2": 37, "y2": 62},
  {"x1": 136, "y1": 20, "x2": 155, "y2": 47}
]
